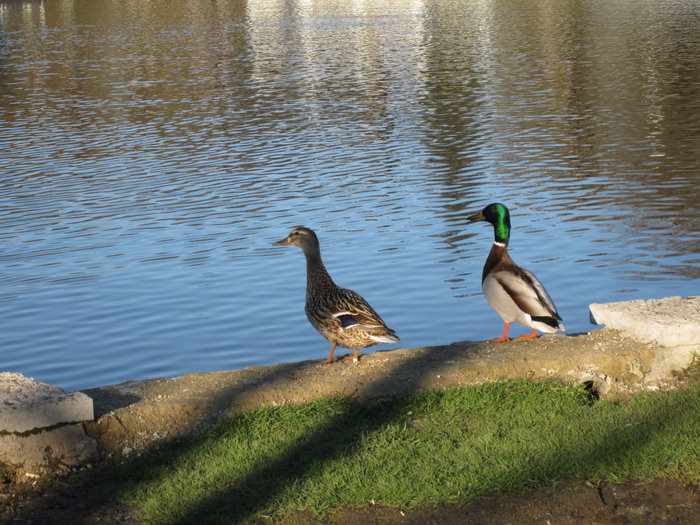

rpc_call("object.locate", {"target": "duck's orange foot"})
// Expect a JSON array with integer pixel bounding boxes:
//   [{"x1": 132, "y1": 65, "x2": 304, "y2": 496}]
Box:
[
  {"x1": 516, "y1": 330, "x2": 538, "y2": 340},
  {"x1": 489, "y1": 323, "x2": 511, "y2": 343},
  {"x1": 322, "y1": 357, "x2": 335, "y2": 364},
  {"x1": 343, "y1": 350, "x2": 361, "y2": 362}
]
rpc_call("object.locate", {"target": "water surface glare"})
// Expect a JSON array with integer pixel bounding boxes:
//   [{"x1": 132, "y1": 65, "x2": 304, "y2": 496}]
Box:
[{"x1": 1, "y1": 0, "x2": 699, "y2": 391}]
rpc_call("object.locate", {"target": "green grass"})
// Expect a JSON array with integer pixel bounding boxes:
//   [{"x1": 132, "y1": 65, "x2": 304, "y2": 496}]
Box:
[{"x1": 107, "y1": 378, "x2": 700, "y2": 524}]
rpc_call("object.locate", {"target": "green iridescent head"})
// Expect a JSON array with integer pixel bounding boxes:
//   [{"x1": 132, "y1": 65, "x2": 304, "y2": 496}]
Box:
[{"x1": 468, "y1": 202, "x2": 511, "y2": 244}]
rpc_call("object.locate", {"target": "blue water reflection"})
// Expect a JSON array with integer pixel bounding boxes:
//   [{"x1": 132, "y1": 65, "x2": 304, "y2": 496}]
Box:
[{"x1": 1, "y1": 0, "x2": 698, "y2": 390}]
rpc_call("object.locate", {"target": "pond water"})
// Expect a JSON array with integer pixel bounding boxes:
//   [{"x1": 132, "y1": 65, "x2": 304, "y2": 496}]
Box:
[{"x1": 1, "y1": 0, "x2": 699, "y2": 391}]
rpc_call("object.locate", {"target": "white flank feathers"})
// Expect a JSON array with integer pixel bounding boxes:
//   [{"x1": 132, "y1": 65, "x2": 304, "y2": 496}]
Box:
[{"x1": 369, "y1": 333, "x2": 400, "y2": 343}]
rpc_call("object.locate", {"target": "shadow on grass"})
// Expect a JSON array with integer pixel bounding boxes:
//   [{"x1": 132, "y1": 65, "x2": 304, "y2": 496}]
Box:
[
  {"x1": 128, "y1": 357, "x2": 697, "y2": 523},
  {"x1": 118, "y1": 344, "x2": 476, "y2": 522}
]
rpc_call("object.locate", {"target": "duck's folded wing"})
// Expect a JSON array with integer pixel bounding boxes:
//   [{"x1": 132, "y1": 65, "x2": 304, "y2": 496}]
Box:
[
  {"x1": 492, "y1": 268, "x2": 561, "y2": 320},
  {"x1": 330, "y1": 289, "x2": 388, "y2": 329}
]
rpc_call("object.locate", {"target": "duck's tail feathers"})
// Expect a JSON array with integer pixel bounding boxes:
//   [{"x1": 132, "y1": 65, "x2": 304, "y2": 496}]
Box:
[
  {"x1": 369, "y1": 332, "x2": 400, "y2": 344},
  {"x1": 531, "y1": 316, "x2": 565, "y2": 333}
]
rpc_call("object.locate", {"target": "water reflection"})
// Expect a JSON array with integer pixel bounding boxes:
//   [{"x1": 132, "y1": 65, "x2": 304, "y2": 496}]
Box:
[{"x1": 0, "y1": 0, "x2": 698, "y2": 390}]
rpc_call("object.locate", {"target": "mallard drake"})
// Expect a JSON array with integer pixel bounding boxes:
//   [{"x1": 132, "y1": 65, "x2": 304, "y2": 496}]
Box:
[
  {"x1": 274, "y1": 226, "x2": 399, "y2": 363},
  {"x1": 468, "y1": 203, "x2": 564, "y2": 342}
]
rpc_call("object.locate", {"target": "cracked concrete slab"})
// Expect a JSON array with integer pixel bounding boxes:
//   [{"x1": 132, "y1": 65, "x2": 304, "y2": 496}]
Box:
[
  {"x1": 0, "y1": 373, "x2": 96, "y2": 476},
  {"x1": 0, "y1": 424, "x2": 97, "y2": 474}
]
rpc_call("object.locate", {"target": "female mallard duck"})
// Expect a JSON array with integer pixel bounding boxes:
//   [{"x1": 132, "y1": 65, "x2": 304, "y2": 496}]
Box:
[
  {"x1": 468, "y1": 203, "x2": 564, "y2": 342},
  {"x1": 274, "y1": 226, "x2": 399, "y2": 363}
]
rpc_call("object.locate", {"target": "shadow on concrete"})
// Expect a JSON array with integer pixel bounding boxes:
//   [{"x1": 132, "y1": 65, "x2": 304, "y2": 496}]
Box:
[{"x1": 82, "y1": 387, "x2": 141, "y2": 419}]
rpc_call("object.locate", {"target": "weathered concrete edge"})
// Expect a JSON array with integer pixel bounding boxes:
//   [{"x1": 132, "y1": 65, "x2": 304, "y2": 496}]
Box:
[
  {"x1": 589, "y1": 295, "x2": 699, "y2": 383},
  {"x1": 589, "y1": 295, "x2": 700, "y2": 348},
  {"x1": 0, "y1": 424, "x2": 97, "y2": 477},
  {"x1": 0, "y1": 372, "x2": 97, "y2": 478}
]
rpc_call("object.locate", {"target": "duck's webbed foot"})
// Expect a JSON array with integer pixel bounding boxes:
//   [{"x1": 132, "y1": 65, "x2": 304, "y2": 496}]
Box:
[
  {"x1": 489, "y1": 322, "x2": 511, "y2": 343},
  {"x1": 516, "y1": 330, "x2": 538, "y2": 340}
]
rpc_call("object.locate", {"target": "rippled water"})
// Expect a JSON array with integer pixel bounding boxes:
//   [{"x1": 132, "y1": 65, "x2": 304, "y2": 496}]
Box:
[{"x1": 1, "y1": 0, "x2": 698, "y2": 391}]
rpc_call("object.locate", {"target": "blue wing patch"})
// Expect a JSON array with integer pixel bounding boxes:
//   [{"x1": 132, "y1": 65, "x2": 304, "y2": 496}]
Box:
[{"x1": 337, "y1": 314, "x2": 359, "y2": 329}]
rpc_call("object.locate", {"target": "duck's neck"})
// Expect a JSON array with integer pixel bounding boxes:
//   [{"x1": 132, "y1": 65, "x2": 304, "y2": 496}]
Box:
[
  {"x1": 493, "y1": 222, "x2": 510, "y2": 245},
  {"x1": 303, "y1": 247, "x2": 335, "y2": 294},
  {"x1": 483, "y1": 242, "x2": 509, "y2": 283}
]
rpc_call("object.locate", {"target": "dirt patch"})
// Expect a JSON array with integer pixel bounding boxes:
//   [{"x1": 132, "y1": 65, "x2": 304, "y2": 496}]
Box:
[
  {"x1": 1, "y1": 471, "x2": 697, "y2": 524},
  {"x1": 261, "y1": 478, "x2": 700, "y2": 524}
]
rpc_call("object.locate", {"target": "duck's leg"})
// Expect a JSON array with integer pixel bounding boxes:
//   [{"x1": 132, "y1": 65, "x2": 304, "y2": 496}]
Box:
[
  {"x1": 342, "y1": 348, "x2": 361, "y2": 361},
  {"x1": 324, "y1": 342, "x2": 336, "y2": 364},
  {"x1": 516, "y1": 330, "x2": 538, "y2": 340},
  {"x1": 489, "y1": 322, "x2": 511, "y2": 343}
]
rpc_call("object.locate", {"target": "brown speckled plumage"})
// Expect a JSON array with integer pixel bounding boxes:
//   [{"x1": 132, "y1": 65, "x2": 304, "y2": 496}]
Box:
[{"x1": 274, "y1": 226, "x2": 399, "y2": 363}]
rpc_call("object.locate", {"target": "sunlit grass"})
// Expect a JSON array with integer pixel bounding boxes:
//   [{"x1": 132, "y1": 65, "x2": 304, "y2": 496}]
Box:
[{"x1": 110, "y1": 378, "x2": 700, "y2": 524}]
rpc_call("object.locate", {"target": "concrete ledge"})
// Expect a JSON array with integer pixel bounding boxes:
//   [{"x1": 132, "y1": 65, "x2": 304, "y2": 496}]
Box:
[{"x1": 83, "y1": 327, "x2": 690, "y2": 455}]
